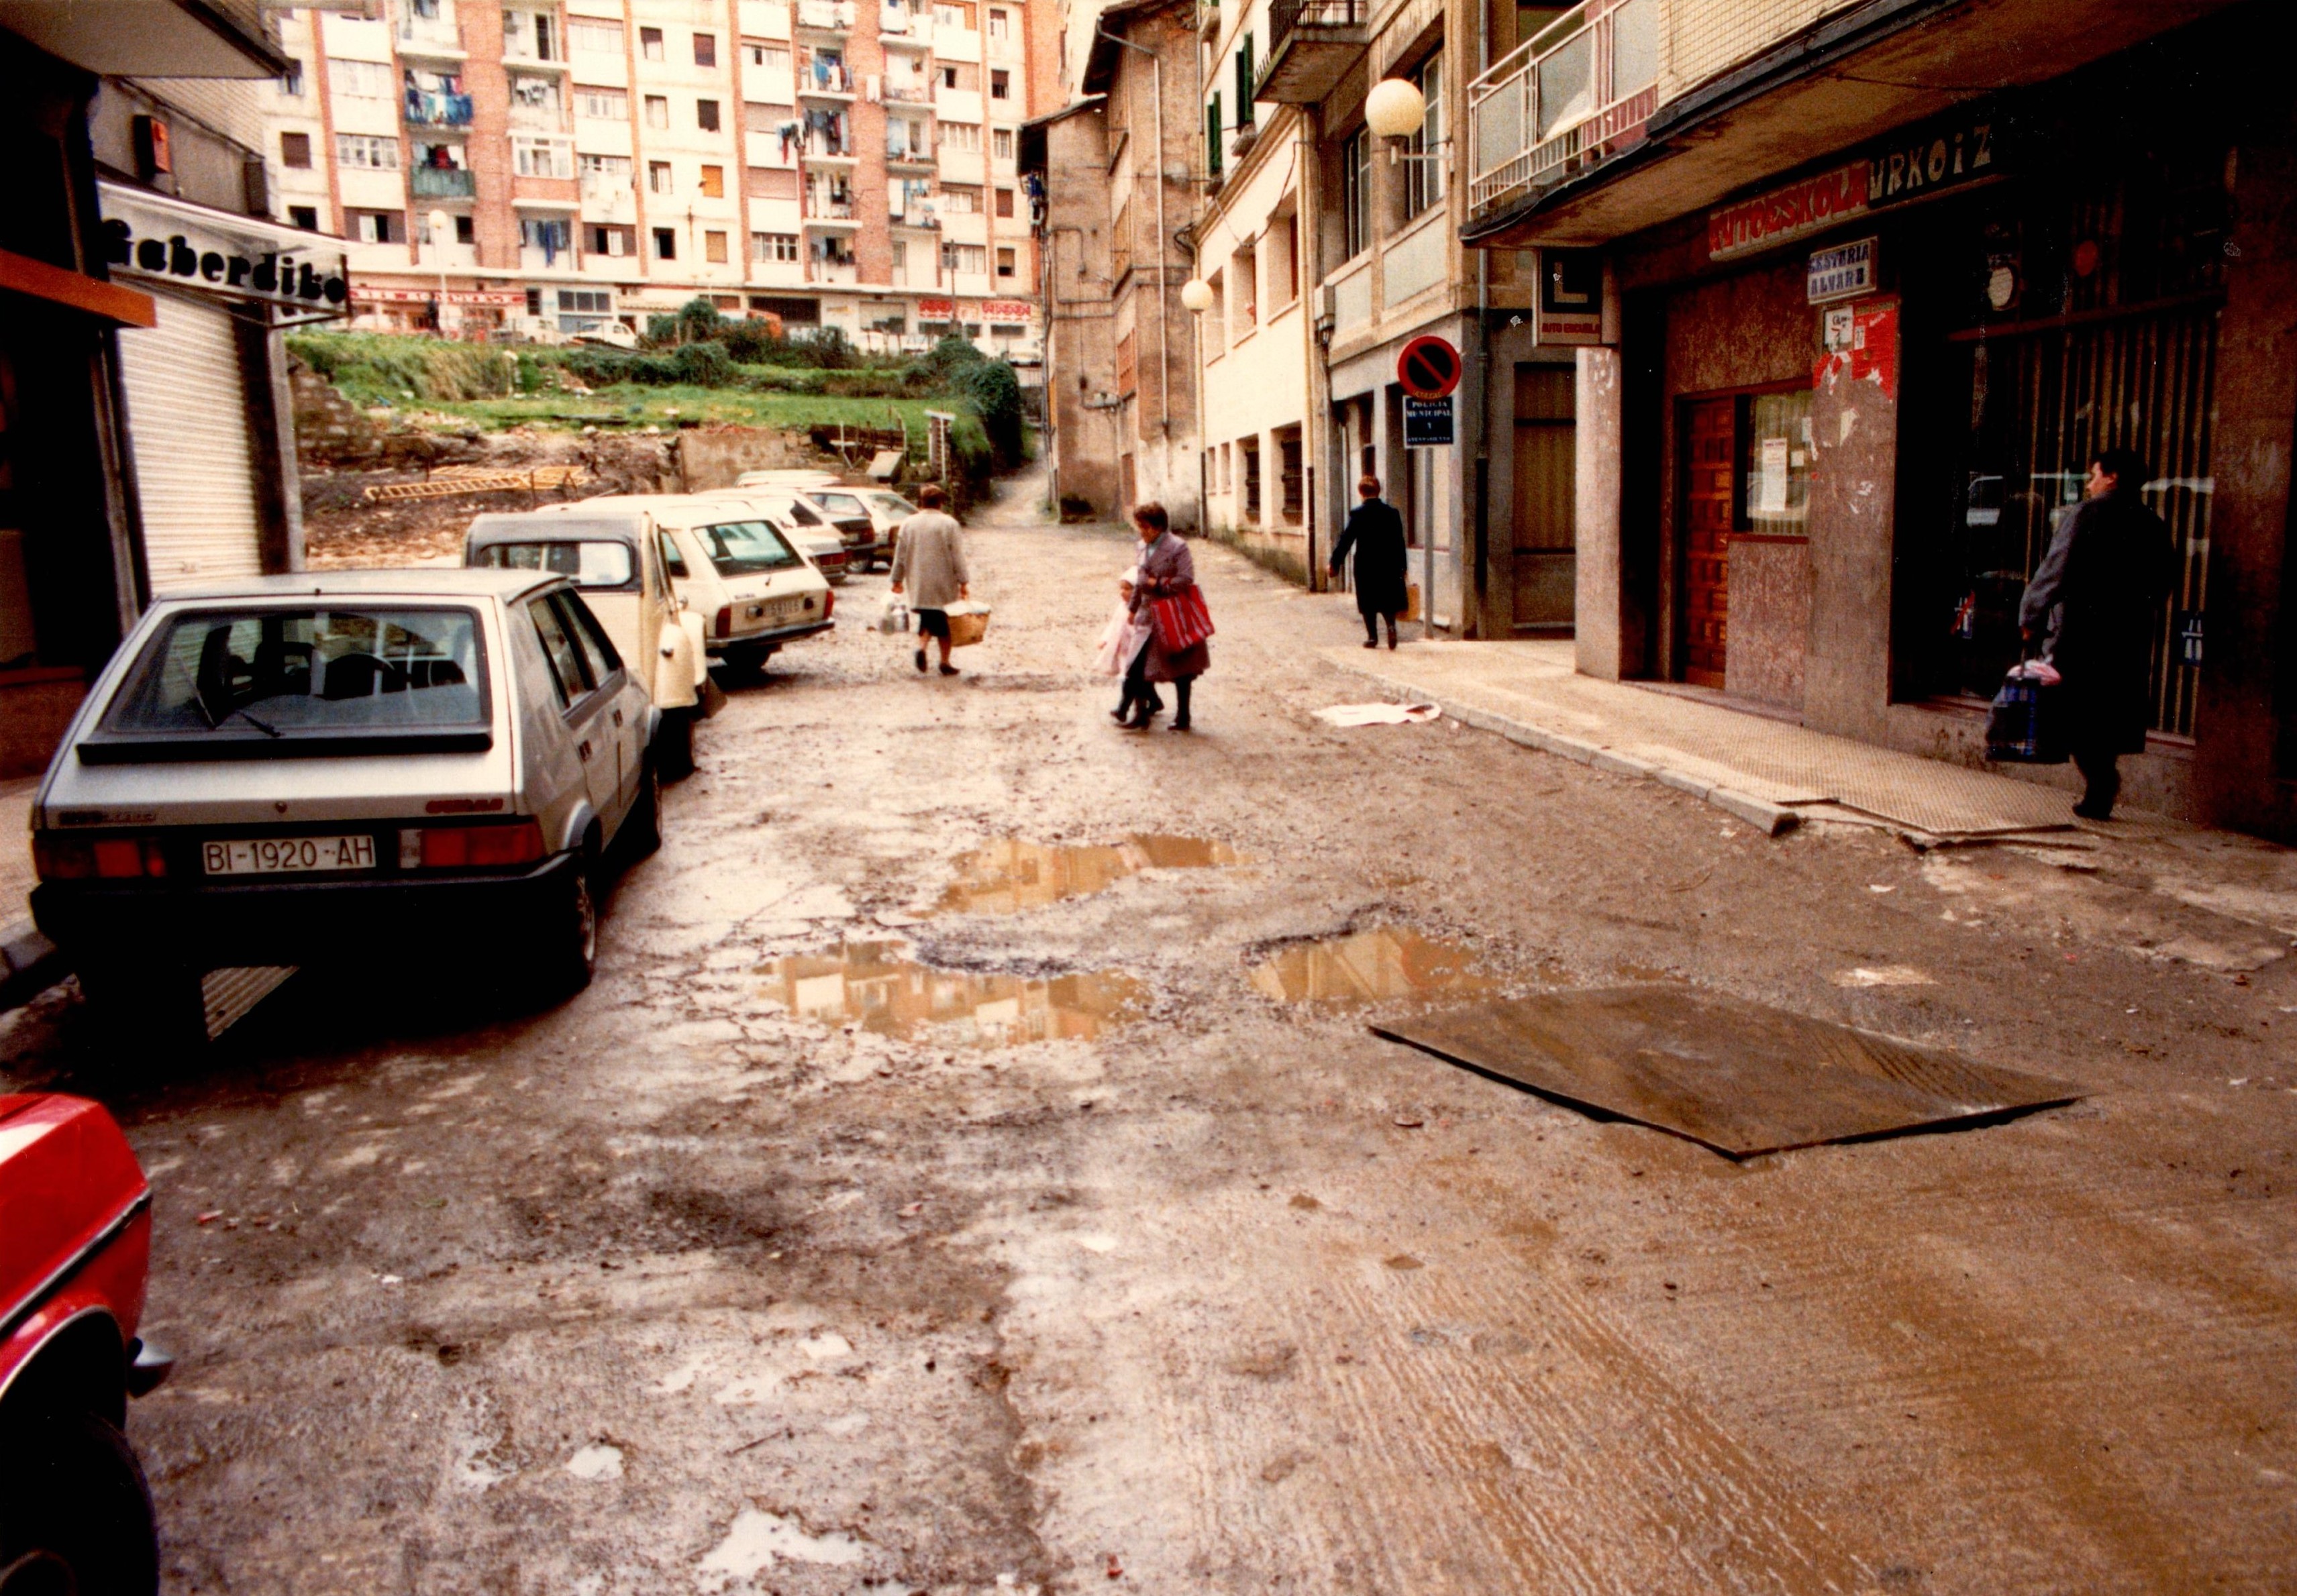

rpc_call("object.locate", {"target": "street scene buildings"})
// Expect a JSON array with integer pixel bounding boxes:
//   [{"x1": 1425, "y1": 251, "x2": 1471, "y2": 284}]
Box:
[{"x1": 7, "y1": 0, "x2": 2297, "y2": 1591}]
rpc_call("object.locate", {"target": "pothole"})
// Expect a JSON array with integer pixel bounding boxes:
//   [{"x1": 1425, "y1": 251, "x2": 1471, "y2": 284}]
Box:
[
  {"x1": 757, "y1": 940, "x2": 1144, "y2": 1047},
  {"x1": 935, "y1": 835, "x2": 1249, "y2": 916},
  {"x1": 1247, "y1": 926, "x2": 1502, "y2": 1007}
]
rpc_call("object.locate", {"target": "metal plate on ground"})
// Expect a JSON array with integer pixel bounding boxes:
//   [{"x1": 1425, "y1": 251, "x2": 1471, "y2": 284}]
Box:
[{"x1": 1372, "y1": 986, "x2": 2080, "y2": 1159}]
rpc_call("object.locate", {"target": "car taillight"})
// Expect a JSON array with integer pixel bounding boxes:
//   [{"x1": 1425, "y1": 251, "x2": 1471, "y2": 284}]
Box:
[
  {"x1": 409, "y1": 820, "x2": 545, "y2": 869},
  {"x1": 822, "y1": 586, "x2": 835, "y2": 619},
  {"x1": 713, "y1": 604, "x2": 732, "y2": 639},
  {"x1": 33, "y1": 835, "x2": 166, "y2": 881}
]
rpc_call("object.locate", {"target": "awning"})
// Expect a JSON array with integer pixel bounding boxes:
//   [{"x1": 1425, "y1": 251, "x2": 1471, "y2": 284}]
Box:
[{"x1": 99, "y1": 181, "x2": 350, "y2": 322}]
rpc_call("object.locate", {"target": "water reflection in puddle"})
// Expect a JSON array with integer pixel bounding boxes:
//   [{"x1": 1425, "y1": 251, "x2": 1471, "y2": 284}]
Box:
[
  {"x1": 937, "y1": 835, "x2": 1248, "y2": 916},
  {"x1": 1249, "y1": 926, "x2": 1500, "y2": 1008},
  {"x1": 758, "y1": 941, "x2": 1143, "y2": 1047}
]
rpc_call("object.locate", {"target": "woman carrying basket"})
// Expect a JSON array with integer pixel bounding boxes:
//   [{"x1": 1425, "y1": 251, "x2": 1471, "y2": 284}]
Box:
[{"x1": 1117, "y1": 502, "x2": 1211, "y2": 733}]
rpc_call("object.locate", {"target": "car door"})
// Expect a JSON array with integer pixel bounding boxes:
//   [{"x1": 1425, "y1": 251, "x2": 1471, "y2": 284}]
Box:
[
  {"x1": 527, "y1": 590, "x2": 622, "y2": 830},
  {"x1": 560, "y1": 590, "x2": 643, "y2": 818}
]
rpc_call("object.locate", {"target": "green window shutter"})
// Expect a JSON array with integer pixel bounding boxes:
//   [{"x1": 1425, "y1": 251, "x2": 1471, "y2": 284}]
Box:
[
  {"x1": 1235, "y1": 34, "x2": 1253, "y2": 124},
  {"x1": 1206, "y1": 94, "x2": 1223, "y2": 174}
]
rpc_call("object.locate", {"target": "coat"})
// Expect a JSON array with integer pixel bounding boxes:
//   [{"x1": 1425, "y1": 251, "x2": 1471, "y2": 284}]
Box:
[
  {"x1": 1331, "y1": 498, "x2": 1409, "y2": 617},
  {"x1": 889, "y1": 511, "x2": 970, "y2": 610},
  {"x1": 2017, "y1": 488, "x2": 2176, "y2": 755},
  {"x1": 1127, "y1": 531, "x2": 1210, "y2": 682}
]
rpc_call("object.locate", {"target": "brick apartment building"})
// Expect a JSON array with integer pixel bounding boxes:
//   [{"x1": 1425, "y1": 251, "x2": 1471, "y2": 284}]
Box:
[{"x1": 261, "y1": 0, "x2": 1056, "y2": 361}]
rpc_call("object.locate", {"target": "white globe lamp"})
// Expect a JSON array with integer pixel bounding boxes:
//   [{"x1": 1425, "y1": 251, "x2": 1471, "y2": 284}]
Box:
[
  {"x1": 427, "y1": 208, "x2": 452, "y2": 248},
  {"x1": 1365, "y1": 77, "x2": 1426, "y2": 140},
  {"x1": 1180, "y1": 278, "x2": 1215, "y2": 313}
]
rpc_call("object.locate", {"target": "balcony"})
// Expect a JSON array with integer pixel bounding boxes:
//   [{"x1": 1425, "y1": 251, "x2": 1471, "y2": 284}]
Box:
[
  {"x1": 882, "y1": 17, "x2": 933, "y2": 49},
  {"x1": 794, "y1": 0, "x2": 856, "y2": 32},
  {"x1": 396, "y1": 15, "x2": 464, "y2": 58},
  {"x1": 810, "y1": 258, "x2": 859, "y2": 284},
  {"x1": 412, "y1": 166, "x2": 478, "y2": 199},
  {"x1": 1467, "y1": 0, "x2": 1656, "y2": 221},
  {"x1": 1255, "y1": 0, "x2": 1366, "y2": 106},
  {"x1": 405, "y1": 88, "x2": 474, "y2": 127}
]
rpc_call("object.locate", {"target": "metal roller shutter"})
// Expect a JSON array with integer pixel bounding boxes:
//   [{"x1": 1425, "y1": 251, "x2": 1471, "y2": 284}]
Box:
[{"x1": 117, "y1": 295, "x2": 266, "y2": 595}]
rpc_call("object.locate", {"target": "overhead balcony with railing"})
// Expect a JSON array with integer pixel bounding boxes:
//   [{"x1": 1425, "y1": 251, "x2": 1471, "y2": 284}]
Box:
[
  {"x1": 1468, "y1": 0, "x2": 1657, "y2": 223},
  {"x1": 411, "y1": 164, "x2": 478, "y2": 200},
  {"x1": 794, "y1": 0, "x2": 857, "y2": 34},
  {"x1": 1255, "y1": 0, "x2": 1367, "y2": 106},
  {"x1": 405, "y1": 71, "x2": 474, "y2": 129},
  {"x1": 395, "y1": 1, "x2": 464, "y2": 60}
]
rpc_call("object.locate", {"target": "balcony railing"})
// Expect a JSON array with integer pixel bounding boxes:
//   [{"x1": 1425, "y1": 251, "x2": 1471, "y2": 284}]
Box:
[
  {"x1": 1256, "y1": 0, "x2": 1366, "y2": 105},
  {"x1": 412, "y1": 166, "x2": 478, "y2": 199},
  {"x1": 1469, "y1": 0, "x2": 1656, "y2": 218},
  {"x1": 405, "y1": 88, "x2": 474, "y2": 126}
]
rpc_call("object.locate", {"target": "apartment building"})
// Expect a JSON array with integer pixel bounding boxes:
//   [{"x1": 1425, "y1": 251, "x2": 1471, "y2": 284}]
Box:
[
  {"x1": 263, "y1": 0, "x2": 1054, "y2": 360},
  {"x1": 1460, "y1": 0, "x2": 2291, "y2": 839}
]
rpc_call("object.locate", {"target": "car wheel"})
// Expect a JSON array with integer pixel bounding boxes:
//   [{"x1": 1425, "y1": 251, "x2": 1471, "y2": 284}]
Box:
[
  {"x1": 0, "y1": 1410, "x2": 160, "y2": 1596},
  {"x1": 657, "y1": 709, "x2": 695, "y2": 780},
  {"x1": 622, "y1": 757, "x2": 663, "y2": 861},
  {"x1": 715, "y1": 647, "x2": 766, "y2": 684},
  {"x1": 74, "y1": 961, "x2": 207, "y2": 1055},
  {"x1": 533, "y1": 862, "x2": 599, "y2": 1001}
]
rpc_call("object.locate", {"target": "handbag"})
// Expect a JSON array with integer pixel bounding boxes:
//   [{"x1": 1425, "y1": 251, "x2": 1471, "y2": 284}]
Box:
[
  {"x1": 1149, "y1": 584, "x2": 1214, "y2": 652},
  {"x1": 876, "y1": 598, "x2": 911, "y2": 635},
  {"x1": 1985, "y1": 659, "x2": 2068, "y2": 765}
]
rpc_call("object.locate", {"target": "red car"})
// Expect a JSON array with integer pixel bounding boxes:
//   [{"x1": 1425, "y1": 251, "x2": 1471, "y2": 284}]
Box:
[{"x1": 1, "y1": 1094, "x2": 170, "y2": 1594}]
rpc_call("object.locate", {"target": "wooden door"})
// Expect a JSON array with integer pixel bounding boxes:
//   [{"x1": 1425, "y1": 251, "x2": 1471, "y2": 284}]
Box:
[
  {"x1": 1682, "y1": 397, "x2": 1733, "y2": 688},
  {"x1": 1511, "y1": 366, "x2": 1575, "y2": 629}
]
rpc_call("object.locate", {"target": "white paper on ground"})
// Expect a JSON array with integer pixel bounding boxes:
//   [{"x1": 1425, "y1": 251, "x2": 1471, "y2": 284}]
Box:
[{"x1": 1314, "y1": 702, "x2": 1443, "y2": 727}]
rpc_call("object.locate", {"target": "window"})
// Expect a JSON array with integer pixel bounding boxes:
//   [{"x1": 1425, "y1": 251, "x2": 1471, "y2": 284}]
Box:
[
  {"x1": 288, "y1": 205, "x2": 319, "y2": 231},
  {"x1": 336, "y1": 134, "x2": 400, "y2": 170},
  {"x1": 756, "y1": 231, "x2": 800, "y2": 262},
  {"x1": 640, "y1": 25, "x2": 664, "y2": 59},
  {"x1": 705, "y1": 229, "x2": 729, "y2": 262},
  {"x1": 504, "y1": 9, "x2": 558, "y2": 60},
  {"x1": 934, "y1": 0, "x2": 976, "y2": 28},
  {"x1": 1202, "y1": 270, "x2": 1224, "y2": 356},
  {"x1": 1205, "y1": 93, "x2": 1221, "y2": 176},
  {"x1": 1232, "y1": 239, "x2": 1256, "y2": 331},
  {"x1": 699, "y1": 163, "x2": 725, "y2": 197},
  {"x1": 644, "y1": 95, "x2": 669, "y2": 129},
  {"x1": 988, "y1": 5, "x2": 1009, "y2": 36},
  {"x1": 693, "y1": 31, "x2": 717, "y2": 65},
  {"x1": 994, "y1": 187, "x2": 1014, "y2": 218},
  {"x1": 278, "y1": 62, "x2": 303, "y2": 97},
  {"x1": 455, "y1": 213, "x2": 476, "y2": 243},
  {"x1": 648, "y1": 161, "x2": 673, "y2": 193},
  {"x1": 1233, "y1": 34, "x2": 1254, "y2": 126},
  {"x1": 940, "y1": 185, "x2": 978, "y2": 213},
  {"x1": 346, "y1": 209, "x2": 403, "y2": 244},
  {"x1": 658, "y1": 531, "x2": 689, "y2": 579},
  {"x1": 992, "y1": 127, "x2": 1014, "y2": 160},
  {"x1": 939, "y1": 120, "x2": 979, "y2": 151},
  {"x1": 654, "y1": 227, "x2": 678, "y2": 260},
  {"x1": 586, "y1": 223, "x2": 635, "y2": 256},
  {"x1": 1341, "y1": 127, "x2": 1369, "y2": 258},
  {"x1": 513, "y1": 136, "x2": 573, "y2": 177},
  {"x1": 328, "y1": 57, "x2": 391, "y2": 99},
  {"x1": 693, "y1": 521, "x2": 801, "y2": 576},
  {"x1": 1403, "y1": 50, "x2": 1445, "y2": 219},
  {"x1": 280, "y1": 131, "x2": 311, "y2": 168},
  {"x1": 1241, "y1": 441, "x2": 1262, "y2": 519},
  {"x1": 519, "y1": 217, "x2": 572, "y2": 258},
  {"x1": 943, "y1": 242, "x2": 985, "y2": 274},
  {"x1": 697, "y1": 98, "x2": 722, "y2": 131},
  {"x1": 569, "y1": 17, "x2": 623, "y2": 52},
  {"x1": 575, "y1": 86, "x2": 627, "y2": 119},
  {"x1": 939, "y1": 63, "x2": 959, "y2": 89},
  {"x1": 990, "y1": 68, "x2": 1009, "y2": 99},
  {"x1": 1270, "y1": 213, "x2": 1298, "y2": 305},
  {"x1": 529, "y1": 594, "x2": 592, "y2": 705},
  {"x1": 996, "y1": 246, "x2": 1016, "y2": 277},
  {"x1": 744, "y1": 39, "x2": 789, "y2": 72},
  {"x1": 579, "y1": 152, "x2": 631, "y2": 183}
]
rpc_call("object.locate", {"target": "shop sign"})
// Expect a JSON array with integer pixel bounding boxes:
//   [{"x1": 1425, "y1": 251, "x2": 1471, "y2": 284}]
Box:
[
  {"x1": 1403, "y1": 395, "x2": 1454, "y2": 447},
  {"x1": 918, "y1": 297, "x2": 955, "y2": 318},
  {"x1": 1806, "y1": 237, "x2": 1877, "y2": 303},
  {"x1": 1710, "y1": 108, "x2": 2002, "y2": 262},
  {"x1": 977, "y1": 299, "x2": 1035, "y2": 320},
  {"x1": 354, "y1": 286, "x2": 526, "y2": 307},
  {"x1": 100, "y1": 182, "x2": 348, "y2": 309},
  {"x1": 1536, "y1": 248, "x2": 1603, "y2": 344}
]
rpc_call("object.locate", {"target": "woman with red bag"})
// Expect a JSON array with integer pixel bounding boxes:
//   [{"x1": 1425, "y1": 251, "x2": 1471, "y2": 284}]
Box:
[{"x1": 1117, "y1": 502, "x2": 1212, "y2": 732}]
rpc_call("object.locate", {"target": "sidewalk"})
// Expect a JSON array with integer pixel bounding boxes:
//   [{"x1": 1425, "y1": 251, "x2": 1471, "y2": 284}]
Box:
[{"x1": 1322, "y1": 638, "x2": 2115, "y2": 841}]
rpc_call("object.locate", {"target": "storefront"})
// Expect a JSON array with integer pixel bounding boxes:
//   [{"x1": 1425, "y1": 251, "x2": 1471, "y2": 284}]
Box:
[{"x1": 99, "y1": 182, "x2": 346, "y2": 598}]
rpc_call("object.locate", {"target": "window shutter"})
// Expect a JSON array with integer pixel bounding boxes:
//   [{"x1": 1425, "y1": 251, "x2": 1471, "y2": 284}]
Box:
[
  {"x1": 1235, "y1": 36, "x2": 1252, "y2": 124},
  {"x1": 1206, "y1": 93, "x2": 1221, "y2": 174}
]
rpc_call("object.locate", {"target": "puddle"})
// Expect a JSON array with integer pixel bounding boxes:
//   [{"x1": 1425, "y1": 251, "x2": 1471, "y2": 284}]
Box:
[
  {"x1": 758, "y1": 941, "x2": 1143, "y2": 1047},
  {"x1": 936, "y1": 835, "x2": 1247, "y2": 915},
  {"x1": 1249, "y1": 926, "x2": 1501, "y2": 1007}
]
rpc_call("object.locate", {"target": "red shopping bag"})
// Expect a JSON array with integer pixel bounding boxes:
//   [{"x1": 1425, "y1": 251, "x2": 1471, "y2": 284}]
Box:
[{"x1": 1150, "y1": 584, "x2": 1215, "y2": 651}]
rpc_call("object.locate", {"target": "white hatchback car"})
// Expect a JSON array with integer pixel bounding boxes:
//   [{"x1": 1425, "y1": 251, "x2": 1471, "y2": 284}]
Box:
[{"x1": 29, "y1": 570, "x2": 659, "y2": 1041}]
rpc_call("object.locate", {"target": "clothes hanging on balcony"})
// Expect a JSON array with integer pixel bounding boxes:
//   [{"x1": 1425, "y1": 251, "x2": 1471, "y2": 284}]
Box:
[{"x1": 777, "y1": 120, "x2": 801, "y2": 160}]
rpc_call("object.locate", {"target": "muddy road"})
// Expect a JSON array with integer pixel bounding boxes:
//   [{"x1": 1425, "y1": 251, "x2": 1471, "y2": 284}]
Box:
[{"x1": 5, "y1": 480, "x2": 2295, "y2": 1594}]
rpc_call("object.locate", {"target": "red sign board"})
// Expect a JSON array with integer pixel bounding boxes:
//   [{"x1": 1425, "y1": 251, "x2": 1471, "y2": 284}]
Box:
[
  {"x1": 1397, "y1": 335, "x2": 1461, "y2": 401},
  {"x1": 978, "y1": 299, "x2": 1035, "y2": 320},
  {"x1": 918, "y1": 297, "x2": 955, "y2": 318},
  {"x1": 1708, "y1": 161, "x2": 1868, "y2": 262}
]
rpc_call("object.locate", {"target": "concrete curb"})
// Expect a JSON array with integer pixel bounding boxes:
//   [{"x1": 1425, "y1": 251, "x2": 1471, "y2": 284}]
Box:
[
  {"x1": 0, "y1": 918, "x2": 68, "y2": 1012},
  {"x1": 1329, "y1": 662, "x2": 1802, "y2": 838}
]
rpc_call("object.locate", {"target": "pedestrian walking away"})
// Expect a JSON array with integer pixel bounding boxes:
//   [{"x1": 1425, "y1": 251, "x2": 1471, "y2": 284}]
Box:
[
  {"x1": 1330, "y1": 474, "x2": 1409, "y2": 649},
  {"x1": 889, "y1": 484, "x2": 970, "y2": 677},
  {"x1": 1119, "y1": 502, "x2": 1211, "y2": 732},
  {"x1": 2017, "y1": 445, "x2": 2178, "y2": 820}
]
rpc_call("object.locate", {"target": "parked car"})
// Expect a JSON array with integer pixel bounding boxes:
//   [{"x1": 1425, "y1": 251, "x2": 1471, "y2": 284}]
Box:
[
  {"x1": 572, "y1": 494, "x2": 835, "y2": 678},
  {"x1": 0, "y1": 1093, "x2": 172, "y2": 1593},
  {"x1": 29, "y1": 570, "x2": 660, "y2": 1039},
  {"x1": 464, "y1": 508, "x2": 710, "y2": 775},
  {"x1": 731, "y1": 471, "x2": 879, "y2": 568},
  {"x1": 695, "y1": 488, "x2": 850, "y2": 584}
]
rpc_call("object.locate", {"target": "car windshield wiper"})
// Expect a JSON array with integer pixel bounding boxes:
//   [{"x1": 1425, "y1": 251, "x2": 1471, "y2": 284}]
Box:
[{"x1": 215, "y1": 704, "x2": 285, "y2": 738}]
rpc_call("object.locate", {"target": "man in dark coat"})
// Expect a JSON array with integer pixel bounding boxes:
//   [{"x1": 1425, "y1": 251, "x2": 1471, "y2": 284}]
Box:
[
  {"x1": 1329, "y1": 474, "x2": 1409, "y2": 649},
  {"x1": 2019, "y1": 446, "x2": 2177, "y2": 820}
]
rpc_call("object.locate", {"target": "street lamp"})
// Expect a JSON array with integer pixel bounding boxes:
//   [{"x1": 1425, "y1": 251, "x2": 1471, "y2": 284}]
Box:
[
  {"x1": 1180, "y1": 278, "x2": 1214, "y2": 313},
  {"x1": 428, "y1": 207, "x2": 452, "y2": 335},
  {"x1": 1364, "y1": 77, "x2": 1425, "y2": 140}
]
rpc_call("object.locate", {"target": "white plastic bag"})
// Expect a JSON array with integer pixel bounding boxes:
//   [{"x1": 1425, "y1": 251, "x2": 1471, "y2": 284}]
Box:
[{"x1": 876, "y1": 598, "x2": 911, "y2": 635}]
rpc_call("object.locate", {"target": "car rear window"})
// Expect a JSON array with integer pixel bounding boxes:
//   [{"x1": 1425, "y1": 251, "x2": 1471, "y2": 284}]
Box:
[
  {"x1": 695, "y1": 520, "x2": 803, "y2": 576},
  {"x1": 472, "y1": 540, "x2": 635, "y2": 588},
  {"x1": 813, "y1": 492, "x2": 867, "y2": 518},
  {"x1": 99, "y1": 606, "x2": 487, "y2": 746}
]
